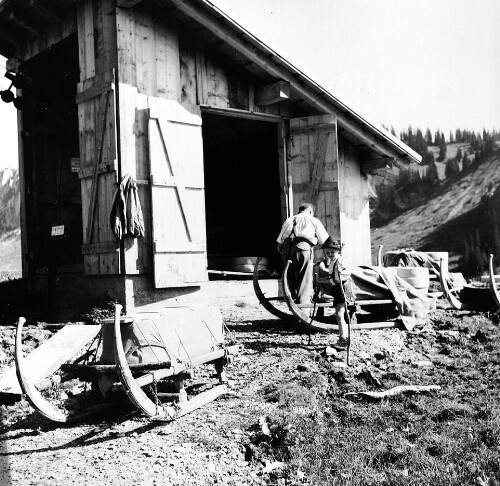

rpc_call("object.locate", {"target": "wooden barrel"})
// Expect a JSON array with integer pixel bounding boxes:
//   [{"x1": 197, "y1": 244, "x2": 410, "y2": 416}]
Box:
[
  {"x1": 208, "y1": 256, "x2": 269, "y2": 273},
  {"x1": 387, "y1": 266, "x2": 430, "y2": 292}
]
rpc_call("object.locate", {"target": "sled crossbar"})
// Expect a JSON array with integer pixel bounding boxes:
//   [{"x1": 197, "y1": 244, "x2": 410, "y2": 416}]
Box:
[
  {"x1": 297, "y1": 299, "x2": 394, "y2": 309},
  {"x1": 61, "y1": 361, "x2": 172, "y2": 374}
]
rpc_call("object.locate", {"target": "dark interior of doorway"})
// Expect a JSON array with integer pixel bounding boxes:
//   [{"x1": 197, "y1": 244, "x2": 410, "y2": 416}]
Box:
[
  {"x1": 21, "y1": 36, "x2": 82, "y2": 272},
  {"x1": 202, "y1": 113, "x2": 283, "y2": 272}
]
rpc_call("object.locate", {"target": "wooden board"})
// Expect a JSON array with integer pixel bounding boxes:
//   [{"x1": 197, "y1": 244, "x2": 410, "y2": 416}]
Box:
[
  {"x1": 288, "y1": 114, "x2": 339, "y2": 258},
  {"x1": 337, "y1": 139, "x2": 372, "y2": 266},
  {"x1": 0, "y1": 325, "x2": 100, "y2": 397},
  {"x1": 148, "y1": 98, "x2": 208, "y2": 288}
]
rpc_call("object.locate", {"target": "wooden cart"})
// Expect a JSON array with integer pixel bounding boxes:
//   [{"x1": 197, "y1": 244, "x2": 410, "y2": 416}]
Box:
[
  {"x1": 253, "y1": 255, "x2": 404, "y2": 332},
  {"x1": 439, "y1": 255, "x2": 500, "y2": 310}
]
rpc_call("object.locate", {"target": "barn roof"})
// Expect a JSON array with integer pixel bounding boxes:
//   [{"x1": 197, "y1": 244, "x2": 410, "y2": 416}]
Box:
[
  {"x1": 0, "y1": 0, "x2": 421, "y2": 166},
  {"x1": 165, "y1": 0, "x2": 422, "y2": 167}
]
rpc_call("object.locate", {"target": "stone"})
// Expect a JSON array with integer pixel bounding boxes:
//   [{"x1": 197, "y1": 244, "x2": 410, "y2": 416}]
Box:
[
  {"x1": 324, "y1": 346, "x2": 338, "y2": 357},
  {"x1": 330, "y1": 361, "x2": 348, "y2": 369},
  {"x1": 296, "y1": 363, "x2": 312, "y2": 372},
  {"x1": 413, "y1": 360, "x2": 434, "y2": 368}
]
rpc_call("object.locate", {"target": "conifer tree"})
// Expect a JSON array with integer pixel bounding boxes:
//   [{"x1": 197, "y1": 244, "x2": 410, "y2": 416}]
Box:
[
  {"x1": 437, "y1": 138, "x2": 447, "y2": 161},
  {"x1": 425, "y1": 128, "x2": 433, "y2": 145},
  {"x1": 425, "y1": 155, "x2": 439, "y2": 183},
  {"x1": 445, "y1": 158, "x2": 460, "y2": 177},
  {"x1": 462, "y1": 151, "x2": 470, "y2": 169},
  {"x1": 415, "y1": 128, "x2": 426, "y2": 155}
]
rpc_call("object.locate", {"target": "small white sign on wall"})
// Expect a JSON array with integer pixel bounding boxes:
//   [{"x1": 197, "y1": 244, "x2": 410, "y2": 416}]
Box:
[{"x1": 51, "y1": 225, "x2": 65, "y2": 237}]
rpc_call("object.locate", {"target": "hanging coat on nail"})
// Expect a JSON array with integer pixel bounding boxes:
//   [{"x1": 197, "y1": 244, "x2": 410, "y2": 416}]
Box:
[{"x1": 110, "y1": 174, "x2": 145, "y2": 239}]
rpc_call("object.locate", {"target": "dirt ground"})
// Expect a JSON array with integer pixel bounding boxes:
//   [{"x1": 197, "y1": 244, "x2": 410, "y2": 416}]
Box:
[{"x1": 0, "y1": 296, "x2": 498, "y2": 485}]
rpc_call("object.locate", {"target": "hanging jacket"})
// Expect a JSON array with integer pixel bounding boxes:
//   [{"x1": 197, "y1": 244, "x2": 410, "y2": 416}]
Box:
[{"x1": 110, "y1": 174, "x2": 145, "y2": 239}]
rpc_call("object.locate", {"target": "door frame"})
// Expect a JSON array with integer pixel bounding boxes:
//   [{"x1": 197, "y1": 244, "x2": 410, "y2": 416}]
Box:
[{"x1": 200, "y1": 105, "x2": 291, "y2": 223}]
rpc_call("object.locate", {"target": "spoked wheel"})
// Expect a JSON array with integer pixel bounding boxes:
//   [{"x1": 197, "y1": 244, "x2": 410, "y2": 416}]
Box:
[{"x1": 252, "y1": 256, "x2": 296, "y2": 323}]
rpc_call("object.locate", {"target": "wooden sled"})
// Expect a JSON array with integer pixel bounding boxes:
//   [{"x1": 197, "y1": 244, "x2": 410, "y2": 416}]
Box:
[
  {"x1": 252, "y1": 256, "x2": 296, "y2": 323},
  {"x1": 14, "y1": 304, "x2": 242, "y2": 423},
  {"x1": 282, "y1": 261, "x2": 400, "y2": 332},
  {"x1": 489, "y1": 254, "x2": 500, "y2": 309},
  {"x1": 440, "y1": 256, "x2": 500, "y2": 311}
]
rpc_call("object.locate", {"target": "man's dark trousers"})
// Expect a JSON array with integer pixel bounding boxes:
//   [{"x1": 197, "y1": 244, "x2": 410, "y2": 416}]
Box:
[{"x1": 288, "y1": 241, "x2": 314, "y2": 305}]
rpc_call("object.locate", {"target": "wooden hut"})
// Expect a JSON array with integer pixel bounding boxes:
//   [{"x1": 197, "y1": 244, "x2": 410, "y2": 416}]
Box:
[{"x1": 0, "y1": 0, "x2": 421, "y2": 316}]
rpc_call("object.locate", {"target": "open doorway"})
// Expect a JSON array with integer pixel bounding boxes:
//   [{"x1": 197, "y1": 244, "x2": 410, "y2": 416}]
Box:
[
  {"x1": 202, "y1": 112, "x2": 283, "y2": 273},
  {"x1": 21, "y1": 36, "x2": 82, "y2": 275}
]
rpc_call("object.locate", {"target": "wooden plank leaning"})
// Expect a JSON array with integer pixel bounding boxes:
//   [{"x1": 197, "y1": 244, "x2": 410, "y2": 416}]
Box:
[{"x1": 0, "y1": 324, "x2": 100, "y2": 398}]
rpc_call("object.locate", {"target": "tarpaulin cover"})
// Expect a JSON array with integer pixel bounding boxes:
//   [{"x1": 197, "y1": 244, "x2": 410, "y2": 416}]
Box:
[
  {"x1": 97, "y1": 305, "x2": 224, "y2": 396},
  {"x1": 349, "y1": 266, "x2": 437, "y2": 331},
  {"x1": 383, "y1": 250, "x2": 445, "y2": 280}
]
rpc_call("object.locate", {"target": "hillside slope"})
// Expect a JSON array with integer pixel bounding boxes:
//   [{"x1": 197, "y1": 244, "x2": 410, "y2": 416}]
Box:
[
  {"x1": 0, "y1": 168, "x2": 19, "y2": 232},
  {"x1": 0, "y1": 169, "x2": 20, "y2": 272},
  {"x1": 0, "y1": 229, "x2": 21, "y2": 273},
  {"x1": 371, "y1": 149, "x2": 500, "y2": 270}
]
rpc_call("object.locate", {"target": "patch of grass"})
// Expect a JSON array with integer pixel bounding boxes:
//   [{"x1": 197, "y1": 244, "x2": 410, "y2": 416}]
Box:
[{"x1": 245, "y1": 313, "x2": 500, "y2": 485}]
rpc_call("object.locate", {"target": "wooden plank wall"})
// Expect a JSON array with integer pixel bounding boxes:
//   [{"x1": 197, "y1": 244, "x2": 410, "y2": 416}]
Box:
[
  {"x1": 178, "y1": 31, "x2": 292, "y2": 117},
  {"x1": 337, "y1": 138, "x2": 372, "y2": 266},
  {"x1": 77, "y1": 0, "x2": 119, "y2": 275},
  {"x1": 19, "y1": 11, "x2": 76, "y2": 62},
  {"x1": 289, "y1": 115, "x2": 340, "y2": 248},
  {"x1": 114, "y1": 6, "x2": 295, "y2": 276},
  {"x1": 115, "y1": 4, "x2": 182, "y2": 275},
  {"x1": 116, "y1": 5, "x2": 180, "y2": 100}
]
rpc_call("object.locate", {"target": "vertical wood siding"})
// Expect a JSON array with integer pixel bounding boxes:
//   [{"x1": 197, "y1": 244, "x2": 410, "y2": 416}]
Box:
[
  {"x1": 77, "y1": 0, "x2": 119, "y2": 275},
  {"x1": 337, "y1": 139, "x2": 372, "y2": 266},
  {"x1": 289, "y1": 115, "x2": 340, "y2": 246}
]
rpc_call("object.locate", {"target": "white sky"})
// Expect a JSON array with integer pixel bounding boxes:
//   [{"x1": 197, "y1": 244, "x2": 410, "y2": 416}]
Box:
[{"x1": 0, "y1": 0, "x2": 499, "y2": 170}]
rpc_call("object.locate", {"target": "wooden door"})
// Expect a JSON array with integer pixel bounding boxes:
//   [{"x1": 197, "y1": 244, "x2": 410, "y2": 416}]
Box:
[
  {"x1": 147, "y1": 100, "x2": 207, "y2": 288},
  {"x1": 288, "y1": 114, "x2": 340, "y2": 239}
]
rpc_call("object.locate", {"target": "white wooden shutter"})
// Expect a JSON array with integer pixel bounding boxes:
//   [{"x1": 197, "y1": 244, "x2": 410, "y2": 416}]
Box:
[{"x1": 148, "y1": 100, "x2": 207, "y2": 288}]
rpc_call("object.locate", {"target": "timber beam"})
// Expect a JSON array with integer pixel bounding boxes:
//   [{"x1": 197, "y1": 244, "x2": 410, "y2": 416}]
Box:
[
  {"x1": 0, "y1": 25, "x2": 21, "y2": 49},
  {"x1": 29, "y1": 0, "x2": 65, "y2": 23},
  {"x1": 255, "y1": 80, "x2": 290, "y2": 106},
  {"x1": 9, "y1": 9, "x2": 42, "y2": 38},
  {"x1": 166, "y1": 0, "x2": 415, "y2": 168},
  {"x1": 117, "y1": 0, "x2": 143, "y2": 6},
  {"x1": 360, "y1": 156, "x2": 394, "y2": 173}
]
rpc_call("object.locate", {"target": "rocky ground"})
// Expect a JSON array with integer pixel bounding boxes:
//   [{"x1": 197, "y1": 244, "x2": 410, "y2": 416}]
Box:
[{"x1": 0, "y1": 297, "x2": 499, "y2": 485}]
